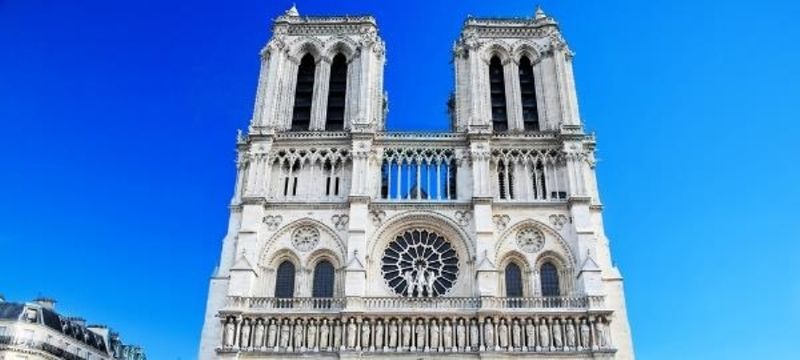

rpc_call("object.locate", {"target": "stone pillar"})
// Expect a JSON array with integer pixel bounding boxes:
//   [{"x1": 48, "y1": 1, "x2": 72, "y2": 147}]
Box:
[
  {"x1": 310, "y1": 57, "x2": 331, "y2": 130},
  {"x1": 504, "y1": 59, "x2": 523, "y2": 131}
]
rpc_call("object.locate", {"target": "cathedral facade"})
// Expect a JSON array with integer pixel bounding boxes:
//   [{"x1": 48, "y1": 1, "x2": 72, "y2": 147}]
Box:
[{"x1": 199, "y1": 6, "x2": 634, "y2": 359}]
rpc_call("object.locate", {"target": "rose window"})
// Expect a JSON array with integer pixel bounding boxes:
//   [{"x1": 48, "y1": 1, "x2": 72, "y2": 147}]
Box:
[
  {"x1": 516, "y1": 227, "x2": 545, "y2": 253},
  {"x1": 292, "y1": 226, "x2": 319, "y2": 252},
  {"x1": 381, "y1": 229, "x2": 459, "y2": 297}
]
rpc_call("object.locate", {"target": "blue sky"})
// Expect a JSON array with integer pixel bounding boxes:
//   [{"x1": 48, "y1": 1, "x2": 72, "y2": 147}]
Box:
[{"x1": 1, "y1": 0, "x2": 799, "y2": 359}]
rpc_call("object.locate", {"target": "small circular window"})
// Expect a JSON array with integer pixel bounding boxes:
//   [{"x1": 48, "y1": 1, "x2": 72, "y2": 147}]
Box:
[{"x1": 381, "y1": 229, "x2": 459, "y2": 297}]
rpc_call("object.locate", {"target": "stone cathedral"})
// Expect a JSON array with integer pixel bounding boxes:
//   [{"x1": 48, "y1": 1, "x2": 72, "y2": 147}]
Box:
[{"x1": 199, "y1": 5, "x2": 634, "y2": 360}]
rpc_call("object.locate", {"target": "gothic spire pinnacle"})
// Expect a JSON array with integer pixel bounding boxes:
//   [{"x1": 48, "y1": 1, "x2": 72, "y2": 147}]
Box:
[
  {"x1": 534, "y1": 5, "x2": 546, "y2": 20},
  {"x1": 285, "y1": 4, "x2": 299, "y2": 17}
]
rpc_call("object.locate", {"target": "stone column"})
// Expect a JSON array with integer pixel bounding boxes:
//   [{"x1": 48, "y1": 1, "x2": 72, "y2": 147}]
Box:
[
  {"x1": 310, "y1": 57, "x2": 331, "y2": 130},
  {"x1": 504, "y1": 59, "x2": 523, "y2": 131}
]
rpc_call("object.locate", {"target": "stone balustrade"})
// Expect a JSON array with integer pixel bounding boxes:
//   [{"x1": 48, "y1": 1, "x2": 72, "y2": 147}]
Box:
[
  {"x1": 217, "y1": 313, "x2": 614, "y2": 355},
  {"x1": 224, "y1": 296, "x2": 604, "y2": 314}
]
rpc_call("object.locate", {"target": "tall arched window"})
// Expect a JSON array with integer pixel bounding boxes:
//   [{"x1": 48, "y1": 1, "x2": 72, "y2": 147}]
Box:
[
  {"x1": 291, "y1": 54, "x2": 315, "y2": 131},
  {"x1": 326, "y1": 53, "x2": 347, "y2": 130},
  {"x1": 540, "y1": 262, "x2": 560, "y2": 297},
  {"x1": 312, "y1": 261, "x2": 335, "y2": 297},
  {"x1": 518, "y1": 56, "x2": 539, "y2": 131},
  {"x1": 489, "y1": 56, "x2": 508, "y2": 131},
  {"x1": 505, "y1": 263, "x2": 523, "y2": 297},
  {"x1": 274, "y1": 261, "x2": 296, "y2": 299}
]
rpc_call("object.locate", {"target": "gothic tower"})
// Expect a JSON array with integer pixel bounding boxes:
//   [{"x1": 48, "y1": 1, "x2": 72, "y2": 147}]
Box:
[{"x1": 199, "y1": 6, "x2": 634, "y2": 359}]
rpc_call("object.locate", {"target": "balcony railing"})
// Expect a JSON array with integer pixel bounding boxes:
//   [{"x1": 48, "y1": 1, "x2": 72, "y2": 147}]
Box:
[{"x1": 225, "y1": 296, "x2": 603, "y2": 312}]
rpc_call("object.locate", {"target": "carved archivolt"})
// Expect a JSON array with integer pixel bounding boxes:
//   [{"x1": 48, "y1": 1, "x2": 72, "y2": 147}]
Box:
[
  {"x1": 494, "y1": 219, "x2": 576, "y2": 268},
  {"x1": 259, "y1": 218, "x2": 346, "y2": 269}
]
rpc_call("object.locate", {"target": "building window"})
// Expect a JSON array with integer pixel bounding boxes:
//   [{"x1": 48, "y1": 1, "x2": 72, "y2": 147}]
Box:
[
  {"x1": 518, "y1": 56, "x2": 539, "y2": 131},
  {"x1": 323, "y1": 160, "x2": 341, "y2": 196},
  {"x1": 505, "y1": 263, "x2": 523, "y2": 297},
  {"x1": 540, "y1": 262, "x2": 560, "y2": 296},
  {"x1": 497, "y1": 162, "x2": 514, "y2": 200},
  {"x1": 489, "y1": 56, "x2": 508, "y2": 131},
  {"x1": 312, "y1": 261, "x2": 335, "y2": 298},
  {"x1": 326, "y1": 53, "x2": 347, "y2": 130},
  {"x1": 282, "y1": 162, "x2": 300, "y2": 197},
  {"x1": 275, "y1": 261, "x2": 296, "y2": 299},
  {"x1": 291, "y1": 54, "x2": 315, "y2": 131},
  {"x1": 381, "y1": 149, "x2": 457, "y2": 201}
]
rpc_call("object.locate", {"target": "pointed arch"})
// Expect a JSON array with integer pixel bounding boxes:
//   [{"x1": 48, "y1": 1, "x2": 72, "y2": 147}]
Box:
[
  {"x1": 325, "y1": 53, "x2": 348, "y2": 130},
  {"x1": 494, "y1": 218, "x2": 577, "y2": 268}
]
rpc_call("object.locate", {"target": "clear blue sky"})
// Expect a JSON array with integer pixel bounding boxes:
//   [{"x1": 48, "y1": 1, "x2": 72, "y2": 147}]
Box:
[{"x1": 1, "y1": 0, "x2": 798, "y2": 359}]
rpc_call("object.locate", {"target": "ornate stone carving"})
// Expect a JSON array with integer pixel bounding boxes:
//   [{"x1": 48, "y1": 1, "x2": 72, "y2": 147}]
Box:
[
  {"x1": 511, "y1": 318, "x2": 522, "y2": 349},
  {"x1": 402, "y1": 319, "x2": 412, "y2": 350},
  {"x1": 331, "y1": 214, "x2": 349, "y2": 230},
  {"x1": 538, "y1": 319, "x2": 550, "y2": 350},
  {"x1": 374, "y1": 319, "x2": 384, "y2": 349},
  {"x1": 498, "y1": 318, "x2": 509, "y2": 349},
  {"x1": 381, "y1": 229, "x2": 459, "y2": 297},
  {"x1": 291, "y1": 225, "x2": 320, "y2": 252},
  {"x1": 307, "y1": 319, "x2": 318, "y2": 350},
  {"x1": 267, "y1": 319, "x2": 277, "y2": 348},
  {"x1": 454, "y1": 210, "x2": 472, "y2": 227},
  {"x1": 319, "y1": 319, "x2": 330, "y2": 350},
  {"x1": 549, "y1": 214, "x2": 568, "y2": 230},
  {"x1": 369, "y1": 209, "x2": 386, "y2": 226},
  {"x1": 565, "y1": 318, "x2": 576, "y2": 349},
  {"x1": 483, "y1": 318, "x2": 495, "y2": 349},
  {"x1": 525, "y1": 319, "x2": 536, "y2": 350},
  {"x1": 415, "y1": 320, "x2": 426, "y2": 350},
  {"x1": 579, "y1": 318, "x2": 591, "y2": 349},
  {"x1": 361, "y1": 319, "x2": 371, "y2": 349},
  {"x1": 254, "y1": 319, "x2": 265, "y2": 349},
  {"x1": 263, "y1": 215, "x2": 283, "y2": 231},
  {"x1": 223, "y1": 318, "x2": 235, "y2": 348},
  {"x1": 280, "y1": 320, "x2": 291, "y2": 349},
  {"x1": 443, "y1": 319, "x2": 453, "y2": 350},
  {"x1": 388, "y1": 319, "x2": 398, "y2": 349},
  {"x1": 492, "y1": 214, "x2": 511, "y2": 231},
  {"x1": 516, "y1": 227, "x2": 545, "y2": 253},
  {"x1": 293, "y1": 319, "x2": 305, "y2": 350},
  {"x1": 346, "y1": 319, "x2": 357, "y2": 349},
  {"x1": 430, "y1": 319, "x2": 440, "y2": 350}
]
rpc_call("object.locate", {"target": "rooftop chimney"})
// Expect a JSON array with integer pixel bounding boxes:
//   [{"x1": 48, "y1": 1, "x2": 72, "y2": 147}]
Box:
[{"x1": 34, "y1": 297, "x2": 56, "y2": 310}]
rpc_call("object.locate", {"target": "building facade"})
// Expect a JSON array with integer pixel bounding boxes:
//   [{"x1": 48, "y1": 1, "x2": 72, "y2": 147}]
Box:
[
  {"x1": 199, "y1": 5, "x2": 634, "y2": 359},
  {"x1": 0, "y1": 297, "x2": 145, "y2": 360}
]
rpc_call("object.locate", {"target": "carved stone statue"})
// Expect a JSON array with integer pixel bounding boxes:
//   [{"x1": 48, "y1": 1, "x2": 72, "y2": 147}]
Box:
[
  {"x1": 498, "y1": 319, "x2": 509, "y2": 349},
  {"x1": 361, "y1": 320, "x2": 371, "y2": 349},
  {"x1": 425, "y1": 270, "x2": 437, "y2": 296},
  {"x1": 525, "y1": 319, "x2": 536, "y2": 350},
  {"x1": 579, "y1": 319, "x2": 591, "y2": 349},
  {"x1": 483, "y1": 318, "x2": 495, "y2": 349},
  {"x1": 307, "y1": 319, "x2": 317, "y2": 350},
  {"x1": 388, "y1": 319, "x2": 398, "y2": 349},
  {"x1": 442, "y1": 319, "x2": 453, "y2": 350},
  {"x1": 280, "y1": 320, "x2": 291, "y2": 348},
  {"x1": 511, "y1": 318, "x2": 522, "y2": 349},
  {"x1": 320, "y1": 319, "x2": 330, "y2": 350},
  {"x1": 565, "y1": 319, "x2": 577, "y2": 349},
  {"x1": 347, "y1": 318, "x2": 358, "y2": 349},
  {"x1": 402, "y1": 319, "x2": 412, "y2": 350},
  {"x1": 469, "y1": 319, "x2": 480, "y2": 349},
  {"x1": 240, "y1": 319, "x2": 251, "y2": 348},
  {"x1": 594, "y1": 319, "x2": 608, "y2": 348},
  {"x1": 403, "y1": 271, "x2": 417, "y2": 296},
  {"x1": 293, "y1": 319, "x2": 305, "y2": 350},
  {"x1": 375, "y1": 319, "x2": 384, "y2": 349},
  {"x1": 430, "y1": 319, "x2": 440, "y2": 350},
  {"x1": 334, "y1": 319, "x2": 343, "y2": 350},
  {"x1": 456, "y1": 319, "x2": 466, "y2": 349},
  {"x1": 415, "y1": 319, "x2": 426, "y2": 349},
  {"x1": 254, "y1": 319, "x2": 265, "y2": 348},
  {"x1": 267, "y1": 319, "x2": 277, "y2": 348},
  {"x1": 224, "y1": 319, "x2": 235, "y2": 348},
  {"x1": 538, "y1": 319, "x2": 550, "y2": 350},
  {"x1": 552, "y1": 319, "x2": 563, "y2": 349}
]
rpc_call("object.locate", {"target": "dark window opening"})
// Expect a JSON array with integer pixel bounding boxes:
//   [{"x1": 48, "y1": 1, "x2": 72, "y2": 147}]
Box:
[
  {"x1": 291, "y1": 54, "x2": 315, "y2": 131},
  {"x1": 540, "y1": 262, "x2": 560, "y2": 297},
  {"x1": 518, "y1": 56, "x2": 539, "y2": 131},
  {"x1": 326, "y1": 54, "x2": 347, "y2": 130},
  {"x1": 505, "y1": 263, "x2": 523, "y2": 297},
  {"x1": 489, "y1": 56, "x2": 508, "y2": 131},
  {"x1": 275, "y1": 261, "x2": 295, "y2": 299}
]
